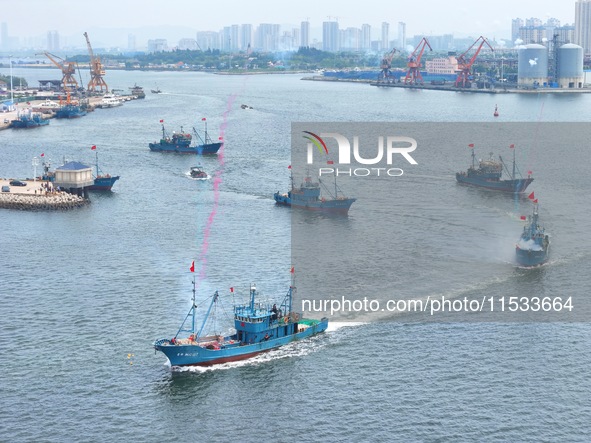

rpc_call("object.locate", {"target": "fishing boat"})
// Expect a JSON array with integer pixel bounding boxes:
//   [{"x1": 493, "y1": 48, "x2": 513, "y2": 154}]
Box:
[
  {"x1": 189, "y1": 165, "x2": 208, "y2": 179},
  {"x1": 148, "y1": 119, "x2": 222, "y2": 154},
  {"x1": 88, "y1": 147, "x2": 119, "y2": 191},
  {"x1": 55, "y1": 104, "x2": 87, "y2": 119},
  {"x1": 10, "y1": 110, "x2": 49, "y2": 128},
  {"x1": 515, "y1": 202, "x2": 550, "y2": 267},
  {"x1": 274, "y1": 171, "x2": 356, "y2": 213},
  {"x1": 151, "y1": 84, "x2": 161, "y2": 94},
  {"x1": 456, "y1": 144, "x2": 533, "y2": 193},
  {"x1": 129, "y1": 84, "x2": 145, "y2": 99},
  {"x1": 153, "y1": 279, "x2": 328, "y2": 367}
]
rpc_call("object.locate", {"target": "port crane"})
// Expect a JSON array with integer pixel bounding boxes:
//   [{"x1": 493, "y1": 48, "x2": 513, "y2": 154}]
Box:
[
  {"x1": 83, "y1": 31, "x2": 108, "y2": 93},
  {"x1": 404, "y1": 38, "x2": 432, "y2": 85},
  {"x1": 39, "y1": 52, "x2": 78, "y2": 91},
  {"x1": 378, "y1": 47, "x2": 398, "y2": 83},
  {"x1": 454, "y1": 36, "x2": 493, "y2": 88}
]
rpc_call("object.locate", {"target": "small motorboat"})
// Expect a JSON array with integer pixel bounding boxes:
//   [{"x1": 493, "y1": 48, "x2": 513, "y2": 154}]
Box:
[{"x1": 190, "y1": 165, "x2": 208, "y2": 179}]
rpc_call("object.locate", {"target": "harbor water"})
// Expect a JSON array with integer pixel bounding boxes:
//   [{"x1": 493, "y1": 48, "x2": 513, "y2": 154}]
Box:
[{"x1": 1, "y1": 69, "x2": 590, "y2": 442}]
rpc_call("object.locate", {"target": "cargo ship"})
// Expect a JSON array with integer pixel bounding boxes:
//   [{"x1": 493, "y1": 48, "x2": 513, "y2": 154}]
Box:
[
  {"x1": 456, "y1": 145, "x2": 533, "y2": 193},
  {"x1": 153, "y1": 279, "x2": 328, "y2": 367}
]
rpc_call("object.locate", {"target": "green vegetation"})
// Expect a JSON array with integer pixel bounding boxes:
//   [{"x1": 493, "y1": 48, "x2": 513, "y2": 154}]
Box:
[{"x1": 0, "y1": 74, "x2": 28, "y2": 88}]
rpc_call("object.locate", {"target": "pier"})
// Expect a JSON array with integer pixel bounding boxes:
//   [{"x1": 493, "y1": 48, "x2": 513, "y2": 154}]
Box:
[{"x1": 0, "y1": 179, "x2": 89, "y2": 210}]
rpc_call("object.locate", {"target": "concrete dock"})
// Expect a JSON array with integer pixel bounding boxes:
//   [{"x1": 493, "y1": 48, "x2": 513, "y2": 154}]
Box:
[{"x1": 0, "y1": 179, "x2": 88, "y2": 210}]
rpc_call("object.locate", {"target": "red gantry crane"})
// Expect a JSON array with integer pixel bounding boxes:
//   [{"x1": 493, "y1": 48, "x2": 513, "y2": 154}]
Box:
[
  {"x1": 404, "y1": 38, "x2": 432, "y2": 85},
  {"x1": 83, "y1": 31, "x2": 109, "y2": 93},
  {"x1": 378, "y1": 47, "x2": 398, "y2": 83},
  {"x1": 40, "y1": 52, "x2": 79, "y2": 92},
  {"x1": 454, "y1": 36, "x2": 494, "y2": 88}
]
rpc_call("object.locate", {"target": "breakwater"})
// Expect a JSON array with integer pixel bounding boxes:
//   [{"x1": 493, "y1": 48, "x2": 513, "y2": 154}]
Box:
[{"x1": 0, "y1": 192, "x2": 89, "y2": 210}]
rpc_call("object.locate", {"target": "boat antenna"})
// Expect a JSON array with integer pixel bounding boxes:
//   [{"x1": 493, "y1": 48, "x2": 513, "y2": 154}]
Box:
[
  {"x1": 289, "y1": 267, "x2": 295, "y2": 316},
  {"x1": 249, "y1": 284, "x2": 256, "y2": 311}
]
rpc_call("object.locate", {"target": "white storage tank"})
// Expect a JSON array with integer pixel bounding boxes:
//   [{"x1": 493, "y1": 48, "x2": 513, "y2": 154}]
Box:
[
  {"x1": 557, "y1": 43, "x2": 584, "y2": 88},
  {"x1": 518, "y1": 44, "x2": 548, "y2": 87}
]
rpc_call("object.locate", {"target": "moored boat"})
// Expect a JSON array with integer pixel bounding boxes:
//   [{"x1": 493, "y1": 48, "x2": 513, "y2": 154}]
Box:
[
  {"x1": 10, "y1": 110, "x2": 49, "y2": 128},
  {"x1": 153, "y1": 278, "x2": 328, "y2": 367},
  {"x1": 55, "y1": 104, "x2": 87, "y2": 119},
  {"x1": 148, "y1": 118, "x2": 222, "y2": 154},
  {"x1": 274, "y1": 171, "x2": 356, "y2": 213},
  {"x1": 456, "y1": 144, "x2": 533, "y2": 193}
]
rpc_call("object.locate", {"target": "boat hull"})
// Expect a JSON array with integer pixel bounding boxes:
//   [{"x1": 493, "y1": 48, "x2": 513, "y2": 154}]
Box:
[
  {"x1": 516, "y1": 246, "x2": 549, "y2": 267},
  {"x1": 154, "y1": 317, "x2": 328, "y2": 367},
  {"x1": 148, "y1": 141, "x2": 222, "y2": 154},
  {"x1": 11, "y1": 120, "x2": 49, "y2": 128},
  {"x1": 89, "y1": 176, "x2": 120, "y2": 191},
  {"x1": 274, "y1": 192, "x2": 355, "y2": 213},
  {"x1": 456, "y1": 174, "x2": 533, "y2": 193}
]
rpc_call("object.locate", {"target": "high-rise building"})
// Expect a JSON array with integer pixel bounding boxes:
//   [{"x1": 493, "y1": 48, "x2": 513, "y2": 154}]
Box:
[
  {"x1": 398, "y1": 22, "x2": 406, "y2": 49},
  {"x1": 381, "y1": 22, "x2": 389, "y2": 50},
  {"x1": 255, "y1": 24, "x2": 280, "y2": 51},
  {"x1": 178, "y1": 38, "x2": 198, "y2": 50},
  {"x1": 300, "y1": 21, "x2": 310, "y2": 48},
  {"x1": 341, "y1": 27, "x2": 361, "y2": 51},
  {"x1": 46, "y1": 31, "x2": 60, "y2": 51},
  {"x1": 230, "y1": 25, "x2": 241, "y2": 51},
  {"x1": 323, "y1": 21, "x2": 339, "y2": 51},
  {"x1": 147, "y1": 39, "x2": 168, "y2": 52},
  {"x1": 511, "y1": 18, "x2": 524, "y2": 42},
  {"x1": 196, "y1": 31, "x2": 220, "y2": 51},
  {"x1": 361, "y1": 24, "x2": 371, "y2": 51},
  {"x1": 575, "y1": 0, "x2": 591, "y2": 55},
  {"x1": 241, "y1": 24, "x2": 254, "y2": 50}
]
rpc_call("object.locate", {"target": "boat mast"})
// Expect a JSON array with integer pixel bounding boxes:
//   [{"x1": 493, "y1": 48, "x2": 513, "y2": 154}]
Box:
[
  {"x1": 196, "y1": 291, "x2": 219, "y2": 339},
  {"x1": 249, "y1": 284, "x2": 256, "y2": 311},
  {"x1": 512, "y1": 145, "x2": 516, "y2": 181},
  {"x1": 471, "y1": 148, "x2": 475, "y2": 169},
  {"x1": 95, "y1": 149, "x2": 99, "y2": 177},
  {"x1": 161, "y1": 122, "x2": 165, "y2": 139}
]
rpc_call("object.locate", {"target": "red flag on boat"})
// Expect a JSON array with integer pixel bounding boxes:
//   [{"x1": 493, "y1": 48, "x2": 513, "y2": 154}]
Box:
[
  {"x1": 520, "y1": 215, "x2": 526, "y2": 220},
  {"x1": 91, "y1": 145, "x2": 96, "y2": 150},
  {"x1": 533, "y1": 199, "x2": 538, "y2": 203},
  {"x1": 190, "y1": 261, "x2": 195, "y2": 272},
  {"x1": 290, "y1": 266, "x2": 295, "y2": 274},
  {"x1": 230, "y1": 287, "x2": 234, "y2": 293},
  {"x1": 528, "y1": 192, "x2": 535, "y2": 200},
  {"x1": 218, "y1": 136, "x2": 223, "y2": 140},
  {"x1": 509, "y1": 144, "x2": 515, "y2": 149},
  {"x1": 159, "y1": 119, "x2": 164, "y2": 123},
  {"x1": 202, "y1": 118, "x2": 206, "y2": 121},
  {"x1": 327, "y1": 160, "x2": 334, "y2": 165},
  {"x1": 468, "y1": 143, "x2": 475, "y2": 148},
  {"x1": 288, "y1": 165, "x2": 292, "y2": 169},
  {"x1": 528, "y1": 170, "x2": 533, "y2": 175},
  {"x1": 40, "y1": 153, "x2": 45, "y2": 157}
]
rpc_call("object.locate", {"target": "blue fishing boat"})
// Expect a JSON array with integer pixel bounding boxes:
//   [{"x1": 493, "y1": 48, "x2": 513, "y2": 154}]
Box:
[
  {"x1": 55, "y1": 104, "x2": 87, "y2": 119},
  {"x1": 274, "y1": 172, "x2": 356, "y2": 214},
  {"x1": 456, "y1": 145, "x2": 533, "y2": 193},
  {"x1": 149, "y1": 119, "x2": 222, "y2": 154},
  {"x1": 10, "y1": 110, "x2": 49, "y2": 128},
  {"x1": 153, "y1": 280, "x2": 328, "y2": 367},
  {"x1": 515, "y1": 203, "x2": 550, "y2": 267},
  {"x1": 88, "y1": 148, "x2": 119, "y2": 191}
]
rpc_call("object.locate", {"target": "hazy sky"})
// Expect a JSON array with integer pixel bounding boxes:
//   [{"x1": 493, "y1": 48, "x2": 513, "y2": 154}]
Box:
[{"x1": 1, "y1": 0, "x2": 576, "y2": 43}]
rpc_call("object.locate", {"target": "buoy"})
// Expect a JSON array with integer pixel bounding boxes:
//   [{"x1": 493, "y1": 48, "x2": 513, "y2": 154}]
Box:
[{"x1": 493, "y1": 105, "x2": 499, "y2": 117}]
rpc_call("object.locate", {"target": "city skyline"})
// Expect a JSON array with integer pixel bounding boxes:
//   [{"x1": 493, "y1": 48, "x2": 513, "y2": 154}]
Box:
[{"x1": 0, "y1": 0, "x2": 576, "y2": 50}]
